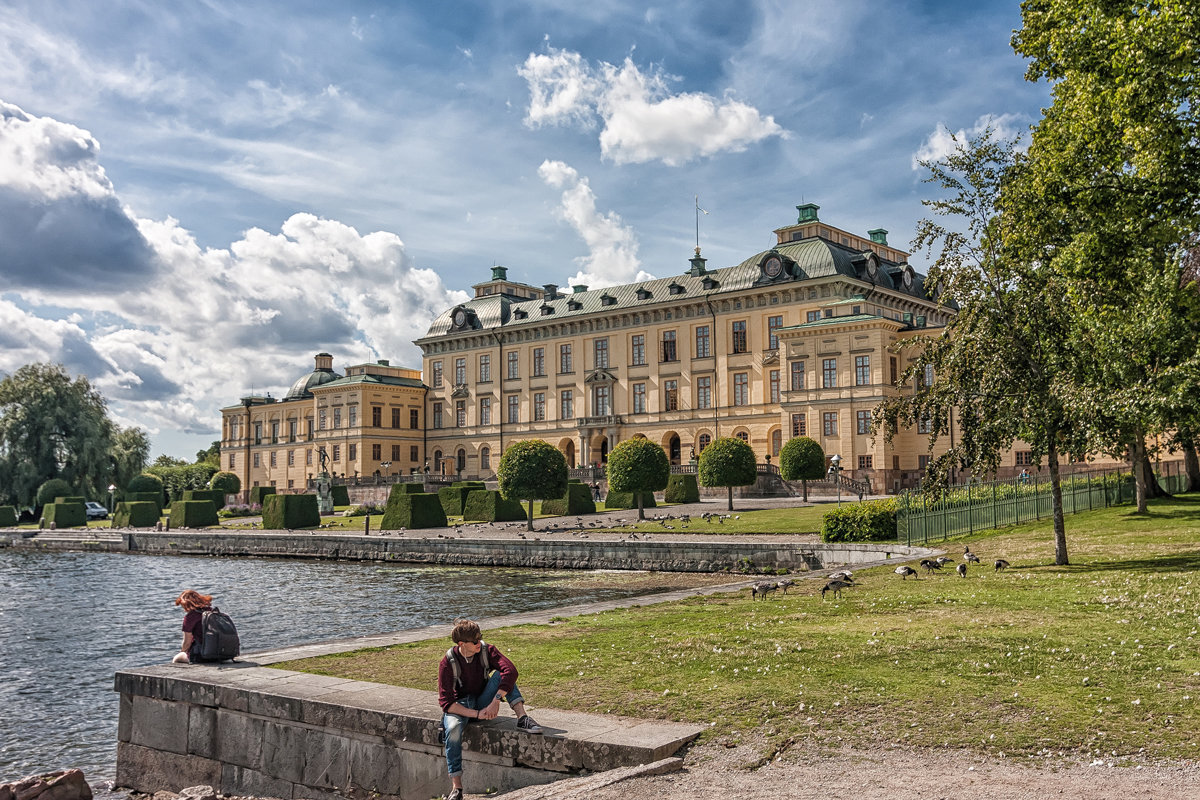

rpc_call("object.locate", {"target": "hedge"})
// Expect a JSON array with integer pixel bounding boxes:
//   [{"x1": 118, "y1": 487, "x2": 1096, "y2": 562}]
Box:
[
  {"x1": 462, "y1": 489, "x2": 527, "y2": 522},
  {"x1": 126, "y1": 473, "x2": 164, "y2": 495},
  {"x1": 183, "y1": 489, "x2": 226, "y2": 510},
  {"x1": 113, "y1": 501, "x2": 161, "y2": 528},
  {"x1": 821, "y1": 499, "x2": 898, "y2": 542},
  {"x1": 392, "y1": 482, "x2": 426, "y2": 495},
  {"x1": 379, "y1": 491, "x2": 448, "y2": 530},
  {"x1": 42, "y1": 502, "x2": 86, "y2": 528},
  {"x1": 126, "y1": 491, "x2": 163, "y2": 511},
  {"x1": 540, "y1": 482, "x2": 596, "y2": 516},
  {"x1": 169, "y1": 500, "x2": 219, "y2": 528},
  {"x1": 664, "y1": 474, "x2": 700, "y2": 504},
  {"x1": 331, "y1": 485, "x2": 350, "y2": 506},
  {"x1": 263, "y1": 494, "x2": 320, "y2": 530},
  {"x1": 603, "y1": 490, "x2": 657, "y2": 510},
  {"x1": 36, "y1": 479, "x2": 73, "y2": 508},
  {"x1": 248, "y1": 486, "x2": 277, "y2": 506},
  {"x1": 57, "y1": 495, "x2": 88, "y2": 505},
  {"x1": 0, "y1": 506, "x2": 17, "y2": 527},
  {"x1": 439, "y1": 481, "x2": 488, "y2": 516}
]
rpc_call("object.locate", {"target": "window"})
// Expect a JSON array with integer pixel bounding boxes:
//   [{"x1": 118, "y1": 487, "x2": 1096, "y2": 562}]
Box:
[
  {"x1": 507, "y1": 352, "x2": 519, "y2": 379},
  {"x1": 433, "y1": 361, "x2": 443, "y2": 388},
  {"x1": 479, "y1": 354, "x2": 491, "y2": 382},
  {"x1": 455, "y1": 358, "x2": 466, "y2": 385},
  {"x1": 507, "y1": 395, "x2": 519, "y2": 423},
  {"x1": 767, "y1": 315, "x2": 783, "y2": 350},
  {"x1": 306, "y1": 418, "x2": 313, "y2": 437},
  {"x1": 594, "y1": 338, "x2": 609, "y2": 368},
  {"x1": 593, "y1": 385, "x2": 610, "y2": 416},
  {"x1": 306, "y1": 449, "x2": 313, "y2": 466},
  {"x1": 855, "y1": 355, "x2": 870, "y2": 386},
  {"x1": 733, "y1": 373, "x2": 749, "y2": 406},
  {"x1": 269, "y1": 451, "x2": 276, "y2": 467},
  {"x1": 732, "y1": 320, "x2": 747, "y2": 353},
  {"x1": 533, "y1": 348, "x2": 545, "y2": 377},
  {"x1": 271, "y1": 421, "x2": 279, "y2": 443},
  {"x1": 823, "y1": 412, "x2": 838, "y2": 436},
  {"x1": 348, "y1": 406, "x2": 356, "y2": 427},
  {"x1": 698, "y1": 433, "x2": 712, "y2": 451},
  {"x1": 919, "y1": 454, "x2": 932, "y2": 469},
  {"x1": 822, "y1": 358, "x2": 838, "y2": 388},
  {"x1": 288, "y1": 450, "x2": 295, "y2": 466},
  {"x1": 697, "y1": 376, "x2": 711, "y2": 409},
  {"x1": 923, "y1": 363, "x2": 935, "y2": 389},
  {"x1": 1016, "y1": 451, "x2": 1034, "y2": 466},
  {"x1": 288, "y1": 419, "x2": 297, "y2": 440},
  {"x1": 858, "y1": 455, "x2": 874, "y2": 470},
  {"x1": 807, "y1": 310, "x2": 820, "y2": 323},
  {"x1": 631, "y1": 334, "x2": 646, "y2": 366},
  {"x1": 409, "y1": 445, "x2": 418, "y2": 462},
  {"x1": 559, "y1": 344, "x2": 572, "y2": 373},
  {"x1": 392, "y1": 408, "x2": 401, "y2": 428},
  {"x1": 332, "y1": 445, "x2": 341, "y2": 462},
  {"x1": 664, "y1": 380, "x2": 679, "y2": 411},
  {"x1": 390, "y1": 444, "x2": 400, "y2": 461},
  {"x1": 372, "y1": 444, "x2": 382, "y2": 460},
  {"x1": 348, "y1": 444, "x2": 356, "y2": 461},
  {"x1": 890, "y1": 356, "x2": 898, "y2": 386},
  {"x1": 534, "y1": 392, "x2": 546, "y2": 421},
  {"x1": 410, "y1": 409, "x2": 419, "y2": 429},
  {"x1": 737, "y1": 431, "x2": 749, "y2": 442},
  {"x1": 253, "y1": 453, "x2": 260, "y2": 467},
  {"x1": 918, "y1": 414, "x2": 933, "y2": 434},
  {"x1": 481, "y1": 447, "x2": 490, "y2": 470},
  {"x1": 480, "y1": 397, "x2": 491, "y2": 425},
  {"x1": 857, "y1": 410, "x2": 871, "y2": 435},
  {"x1": 318, "y1": 411, "x2": 326, "y2": 430},
  {"x1": 633, "y1": 383, "x2": 646, "y2": 413},
  {"x1": 771, "y1": 429, "x2": 782, "y2": 456},
  {"x1": 790, "y1": 361, "x2": 805, "y2": 391},
  {"x1": 456, "y1": 400, "x2": 466, "y2": 427},
  {"x1": 333, "y1": 408, "x2": 341, "y2": 428},
  {"x1": 661, "y1": 330, "x2": 677, "y2": 362},
  {"x1": 792, "y1": 414, "x2": 807, "y2": 437},
  {"x1": 560, "y1": 390, "x2": 574, "y2": 420},
  {"x1": 228, "y1": 453, "x2": 235, "y2": 469},
  {"x1": 769, "y1": 369, "x2": 780, "y2": 404},
  {"x1": 695, "y1": 325, "x2": 711, "y2": 358},
  {"x1": 433, "y1": 402, "x2": 443, "y2": 428},
  {"x1": 372, "y1": 406, "x2": 382, "y2": 427}
]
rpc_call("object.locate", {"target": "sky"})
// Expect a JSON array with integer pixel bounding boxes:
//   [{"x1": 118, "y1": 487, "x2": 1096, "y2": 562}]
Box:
[{"x1": 0, "y1": 0, "x2": 1051, "y2": 460}]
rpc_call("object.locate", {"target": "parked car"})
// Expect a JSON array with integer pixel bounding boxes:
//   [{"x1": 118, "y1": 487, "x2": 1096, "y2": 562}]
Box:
[{"x1": 84, "y1": 502, "x2": 109, "y2": 520}]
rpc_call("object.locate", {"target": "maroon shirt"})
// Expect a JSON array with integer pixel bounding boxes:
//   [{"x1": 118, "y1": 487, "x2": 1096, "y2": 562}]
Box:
[
  {"x1": 182, "y1": 607, "x2": 211, "y2": 650},
  {"x1": 437, "y1": 643, "x2": 517, "y2": 713}
]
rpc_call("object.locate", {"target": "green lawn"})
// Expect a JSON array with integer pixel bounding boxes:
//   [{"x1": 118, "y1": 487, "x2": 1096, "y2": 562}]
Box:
[{"x1": 276, "y1": 494, "x2": 1200, "y2": 761}]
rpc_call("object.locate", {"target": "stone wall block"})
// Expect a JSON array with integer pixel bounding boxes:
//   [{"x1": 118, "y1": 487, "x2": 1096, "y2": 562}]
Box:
[
  {"x1": 245, "y1": 690, "x2": 308, "y2": 721},
  {"x1": 187, "y1": 706, "x2": 217, "y2": 759},
  {"x1": 219, "y1": 764, "x2": 295, "y2": 800},
  {"x1": 260, "y1": 720, "x2": 310, "y2": 784},
  {"x1": 213, "y1": 710, "x2": 264, "y2": 770},
  {"x1": 116, "y1": 742, "x2": 222, "y2": 795},
  {"x1": 299, "y1": 732, "x2": 350, "y2": 791},
  {"x1": 211, "y1": 684, "x2": 250, "y2": 713},
  {"x1": 345, "y1": 739, "x2": 405, "y2": 796},
  {"x1": 130, "y1": 696, "x2": 189, "y2": 755},
  {"x1": 118, "y1": 694, "x2": 132, "y2": 743}
]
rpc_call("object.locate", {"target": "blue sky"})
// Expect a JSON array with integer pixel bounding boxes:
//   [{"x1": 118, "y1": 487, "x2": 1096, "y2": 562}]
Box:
[{"x1": 0, "y1": 0, "x2": 1049, "y2": 459}]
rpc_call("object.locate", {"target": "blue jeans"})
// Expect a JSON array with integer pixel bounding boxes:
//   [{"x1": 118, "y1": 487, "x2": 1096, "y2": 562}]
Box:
[{"x1": 443, "y1": 671, "x2": 524, "y2": 777}]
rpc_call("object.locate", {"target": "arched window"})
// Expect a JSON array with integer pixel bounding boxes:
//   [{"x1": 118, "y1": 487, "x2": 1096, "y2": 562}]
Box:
[
  {"x1": 771, "y1": 429, "x2": 782, "y2": 456},
  {"x1": 433, "y1": 450, "x2": 443, "y2": 472},
  {"x1": 737, "y1": 431, "x2": 749, "y2": 442},
  {"x1": 698, "y1": 433, "x2": 712, "y2": 452},
  {"x1": 457, "y1": 449, "x2": 466, "y2": 473},
  {"x1": 481, "y1": 447, "x2": 491, "y2": 470}
]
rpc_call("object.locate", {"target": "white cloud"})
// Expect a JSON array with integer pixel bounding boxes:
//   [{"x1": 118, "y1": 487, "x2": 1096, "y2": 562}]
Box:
[
  {"x1": 538, "y1": 159, "x2": 652, "y2": 289},
  {"x1": 520, "y1": 47, "x2": 784, "y2": 165},
  {"x1": 912, "y1": 113, "x2": 1028, "y2": 169}
]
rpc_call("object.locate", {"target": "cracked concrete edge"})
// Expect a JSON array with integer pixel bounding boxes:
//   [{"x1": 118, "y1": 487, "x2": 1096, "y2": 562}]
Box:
[{"x1": 498, "y1": 756, "x2": 685, "y2": 799}]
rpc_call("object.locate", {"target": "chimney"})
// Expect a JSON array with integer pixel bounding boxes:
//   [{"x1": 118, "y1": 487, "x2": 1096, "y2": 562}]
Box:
[
  {"x1": 902, "y1": 312, "x2": 914, "y2": 326},
  {"x1": 542, "y1": 284, "x2": 559, "y2": 300},
  {"x1": 915, "y1": 315, "x2": 926, "y2": 328},
  {"x1": 491, "y1": 265, "x2": 508, "y2": 280},
  {"x1": 868, "y1": 228, "x2": 889, "y2": 245},
  {"x1": 314, "y1": 352, "x2": 334, "y2": 371},
  {"x1": 377, "y1": 359, "x2": 390, "y2": 366},
  {"x1": 688, "y1": 247, "x2": 708, "y2": 277},
  {"x1": 796, "y1": 203, "x2": 820, "y2": 223},
  {"x1": 572, "y1": 284, "x2": 588, "y2": 293}
]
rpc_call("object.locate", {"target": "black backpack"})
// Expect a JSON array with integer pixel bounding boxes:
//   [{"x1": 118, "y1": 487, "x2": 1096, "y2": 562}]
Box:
[{"x1": 198, "y1": 606, "x2": 240, "y2": 661}]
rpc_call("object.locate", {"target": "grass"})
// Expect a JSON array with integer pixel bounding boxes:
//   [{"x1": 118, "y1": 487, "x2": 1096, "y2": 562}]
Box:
[{"x1": 275, "y1": 494, "x2": 1200, "y2": 761}]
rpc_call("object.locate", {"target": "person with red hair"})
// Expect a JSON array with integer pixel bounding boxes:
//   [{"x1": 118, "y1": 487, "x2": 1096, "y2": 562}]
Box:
[{"x1": 172, "y1": 590, "x2": 213, "y2": 663}]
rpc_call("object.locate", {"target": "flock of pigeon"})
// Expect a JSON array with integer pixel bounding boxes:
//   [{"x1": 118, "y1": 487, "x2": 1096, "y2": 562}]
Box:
[{"x1": 751, "y1": 545, "x2": 1012, "y2": 601}]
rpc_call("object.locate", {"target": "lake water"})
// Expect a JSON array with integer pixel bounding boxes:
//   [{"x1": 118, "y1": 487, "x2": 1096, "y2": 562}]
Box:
[{"x1": 0, "y1": 549, "x2": 660, "y2": 786}]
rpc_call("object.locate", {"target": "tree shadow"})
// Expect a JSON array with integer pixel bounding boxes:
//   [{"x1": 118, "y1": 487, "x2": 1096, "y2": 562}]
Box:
[{"x1": 1021, "y1": 552, "x2": 1200, "y2": 574}]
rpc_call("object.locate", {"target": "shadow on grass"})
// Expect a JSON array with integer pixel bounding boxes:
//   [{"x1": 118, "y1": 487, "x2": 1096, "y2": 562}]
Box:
[{"x1": 1020, "y1": 552, "x2": 1200, "y2": 574}]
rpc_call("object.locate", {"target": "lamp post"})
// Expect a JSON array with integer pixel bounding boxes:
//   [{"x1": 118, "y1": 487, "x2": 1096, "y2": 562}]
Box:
[
  {"x1": 827, "y1": 454, "x2": 843, "y2": 507},
  {"x1": 107, "y1": 484, "x2": 116, "y2": 514},
  {"x1": 380, "y1": 461, "x2": 391, "y2": 482}
]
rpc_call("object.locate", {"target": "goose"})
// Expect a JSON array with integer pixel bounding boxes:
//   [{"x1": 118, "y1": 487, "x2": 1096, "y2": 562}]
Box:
[
  {"x1": 751, "y1": 581, "x2": 778, "y2": 600},
  {"x1": 828, "y1": 570, "x2": 854, "y2": 582},
  {"x1": 956, "y1": 563, "x2": 968, "y2": 578},
  {"x1": 777, "y1": 578, "x2": 795, "y2": 595},
  {"x1": 920, "y1": 558, "x2": 943, "y2": 574},
  {"x1": 963, "y1": 549, "x2": 981, "y2": 564},
  {"x1": 821, "y1": 579, "x2": 851, "y2": 600},
  {"x1": 935, "y1": 556, "x2": 954, "y2": 567},
  {"x1": 895, "y1": 565, "x2": 918, "y2": 580},
  {"x1": 994, "y1": 559, "x2": 1010, "y2": 571}
]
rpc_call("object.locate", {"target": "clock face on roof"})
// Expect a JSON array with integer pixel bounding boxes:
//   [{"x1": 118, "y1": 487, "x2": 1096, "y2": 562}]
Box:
[
  {"x1": 763, "y1": 255, "x2": 784, "y2": 278},
  {"x1": 452, "y1": 308, "x2": 467, "y2": 328},
  {"x1": 903, "y1": 270, "x2": 914, "y2": 288}
]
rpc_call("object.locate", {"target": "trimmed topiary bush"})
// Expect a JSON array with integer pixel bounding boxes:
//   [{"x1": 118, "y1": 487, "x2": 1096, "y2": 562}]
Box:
[
  {"x1": 42, "y1": 502, "x2": 86, "y2": 528},
  {"x1": 540, "y1": 482, "x2": 596, "y2": 516},
  {"x1": 607, "y1": 437, "x2": 670, "y2": 520},
  {"x1": 821, "y1": 499, "x2": 898, "y2": 543},
  {"x1": 379, "y1": 489, "x2": 448, "y2": 530},
  {"x1": 248, "y1": 486, "x2": 276, "y2": 506},
  {"x1": 126, "y1": 491, "x2": 163, "y2": 511},
  {"x1": 392, "y1": 482, "x2": 426, "y2": 495},
  {"x1": 780, "y1": 436, "x2": 825, "y2": 502},
  {"x1": 603, "y1": 490, "x2": 657, "y2": 510},
  {"x1": 262, "y1": 494, "x2": 320, "y2": 529},
  {"x1": 664, "y1": 473, "x2": 700, "y2": 503},
  {"x1": 209, "y1": 471, "x2": 241, "y2": 496},
  {"x1": 462, "y1": 489, "x2": 527, "y2": 522},
  {"x1": 497, "y1": 440, "x2": 569, "y2": 531},
  {"x1": 113, "y1": 501, "x2": 160, "y2": 528},
  {"x1": 58, "y1": 496, "x2": 87, "y2": 505},
  {"x1": 0, "y1": 506, "x2": 17, "y2": 527},
  {"x1": 438, "y1": 482, "x2": 487, "y2": 516},
  {"x1": 36, "y1": 479, "x2": 73, "y2": 509},
  {"x1": 127, "y1": 473, "x2": 164, "y2": 496},
  {"x1": 168, "y1": 500, "x2": 219, "y2": 528},
  {"x1": 698, "y1": 436, "x2": 758, "y2": 511},
  {"x1": 331, "y1": 484, "x2": 350, "y2": 506},
  {"x1": 183, "y1": 489, "x2": 226, "y2": 509}
]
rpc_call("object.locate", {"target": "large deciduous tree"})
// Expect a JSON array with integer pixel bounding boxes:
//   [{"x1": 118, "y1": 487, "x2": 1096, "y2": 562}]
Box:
[
  {"x1": 606, "y1": 437, "x2": 670, "y2": 520},
  {"x1": 497, "y1": 440, "x2": 569, "y2": 531},
  {"x1": 698, "y1": 437, "x2": 757, "y2": 511}
]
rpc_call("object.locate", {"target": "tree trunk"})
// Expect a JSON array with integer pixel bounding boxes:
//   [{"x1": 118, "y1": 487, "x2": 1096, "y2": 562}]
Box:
[
  {"x1": 802, "y1": 479, "x2": 808, "y2": 503},
  {"x1": 526, "y1": 499, "x2": 534, "y2": 531},
  {"x1": 1184, "y1": 435, "x2": 1200, "y2": 493},
  {"x1": 1140, "y1": 453, "x2": 1169, "y2": 498},
  {"x1": 727, "y1": 486, "x2": 734, "y2": 512},
  {"x1": 1131, "y1": 433, "x2": 1149, "y2": 513},
  {"x1": 637, "y1": 492, "x2": 645, "y2": 521},
  {"x1": 1047, "y1": 441, "x2": 1068, "y2": 566}
]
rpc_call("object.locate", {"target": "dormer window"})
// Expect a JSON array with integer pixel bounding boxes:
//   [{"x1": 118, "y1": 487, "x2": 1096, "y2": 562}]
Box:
[
  {"x1": 513, "y1": 309, "x2": 528, "y2": 320},
  {"x1": 541, "y1": 305, "x2": 555, "y2": 316},
  {"x1": 568, "y1": 299, "x2": 582, "y2": 311},
  {"x1": 636, "y1": 288, "x2": 652, "y2": 300},
  {"x1": 668, "y1": 282, "x2": 685, "y2": 296},
  {"x1": 601, "y1": 294, "x2": 617, "y2": 307},
  {"x1": 702, "y1": 277, "x2": 719, "y2": 290}
]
